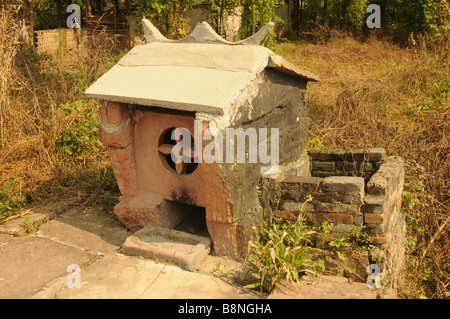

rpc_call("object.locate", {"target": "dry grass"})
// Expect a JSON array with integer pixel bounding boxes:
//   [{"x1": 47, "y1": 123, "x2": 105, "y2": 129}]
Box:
[
  {"x1": 0, "y1": 1, "x2": 448, "y2": 298},
  {"x1": 273, "y1": 29, "x2": 449, "y2": 298},
  {"x1": 0, "y1": 2, "x2": 120, "y2": 218}
]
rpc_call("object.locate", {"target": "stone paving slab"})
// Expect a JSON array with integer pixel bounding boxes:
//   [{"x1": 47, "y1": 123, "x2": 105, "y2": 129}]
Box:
[
  {"x1": 44, "y1": 253, "x2": 257, "y2": 299},
  {"x1": 0, "y1": 234, "x2": 13, "y2": 245},
  {"x1": 37, "y1": 208, "x2": 130, "y2": 254},
  {"x1": 268, "y1": 276, "x2": 378, "y2": 299},
  {"x1": 0, "y1": 213, "x2": 50, "y2": 237},
  {"x1": 0, "y1": 236, "x2": 95, "y2": 298},
  {"x1": 0, "y1": 204, "x2": 378, "y2": 299}
]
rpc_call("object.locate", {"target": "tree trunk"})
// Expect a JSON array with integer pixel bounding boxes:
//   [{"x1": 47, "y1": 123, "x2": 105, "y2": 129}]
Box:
[
  {"x1": 95, "y1": 0, "x2": 102, "y2": 16},
  {"x1": 125, "y1": 0, "x2": 130, "y2": 15},
  {"x1": 23, "y1": 0, "x2": 34, "y2": 46},
  {"x1": 299, "y1": 0, "x2": 303, "y2": 33},
  {"x1": 292, "y1": 0, "x2": 299, "y2": 36},
  {"x1": 57, "y1": 0, "x2": 63, "y2": 28},
  {"x1": 86, "y1": 0, "x2": 92, "y2": 16}
]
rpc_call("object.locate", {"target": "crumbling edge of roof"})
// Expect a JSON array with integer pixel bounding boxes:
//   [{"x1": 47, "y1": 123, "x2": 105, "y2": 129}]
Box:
[
  {"x1": 267, "y1": 53, "x2": 320, "y2": 82},
  {"x1": 84, "y1": 92, "x2": 226, "y2": 115}
]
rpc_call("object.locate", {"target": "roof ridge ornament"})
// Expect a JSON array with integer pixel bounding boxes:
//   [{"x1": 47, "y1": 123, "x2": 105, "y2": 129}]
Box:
[
  {"x1": 142, "y1": 18, "x2": 170, "y2": 43},
  {"x1": 189, "y1": 21, "x2": 230, "y2": 44},
  {"x1": 141, "y1": 18, "x2": 274, "y2": 46},
  {"x1": 238, "y1": 22, "x2": 274, "y2": 46}
]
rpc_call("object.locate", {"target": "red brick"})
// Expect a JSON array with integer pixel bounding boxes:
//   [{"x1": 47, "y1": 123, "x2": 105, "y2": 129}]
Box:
[
  {"x1": 364, "y1": 190, "x2": 398, "y2": 224},
  {"x1": 317, "y1": 202, "x2": 360, "y2": 214},
  {"x1": 395, "y1": 224, "x2": 402, "y2": 239},
  {"x1": 109, "y1": 146, "x2": 137, "y2": 197},
  {"x1": 274, "y1": 210, "x2": 297, "y2": 221},
  {"x1": 322, "y1": 213, "x2": 353, "y2": 224},
  {"x1": 396, "y1": 197, "x2": 403, "y2": 210},
  {"x1": 389, "y1": 237, "x2": 396, "y2": 256},
  {"x1": 371, "y1": 233, "x2": 390, "y2": 245},
  {"x1": 389, "y1": 190, "x2": 398, "y2": 205},
  {"x1": 304, "y1": 213, "x2": 313, "y2": 222},
  {"x1": 102, "y1": 102, "x2": 130, "y2": 124},
  {"x1": 206, "y1": 221, "x2": 240, "y2": 259},
  {"x1": 364, "y1": 212, "x2": 385, "y2": 224},
  {"x1": 100, "y1": 120, "x2": 133, "y2": 148}
]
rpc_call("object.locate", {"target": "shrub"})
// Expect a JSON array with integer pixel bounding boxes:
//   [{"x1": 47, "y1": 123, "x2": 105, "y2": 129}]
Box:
[
  {"x1": 54, "y1": 99, "x2": 104, "y2": 160},
  {"x1": 245, "y1": 197, "x2": 313, "y2": 294},
  {"x1": 0, "y1": 175, "x2": 26, "y2": 222}
]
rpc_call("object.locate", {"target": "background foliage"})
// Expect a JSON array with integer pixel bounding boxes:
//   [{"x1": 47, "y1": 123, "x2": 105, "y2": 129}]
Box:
[{"x1": 1, "y1": 0, "x2": 448, "y2": 299}]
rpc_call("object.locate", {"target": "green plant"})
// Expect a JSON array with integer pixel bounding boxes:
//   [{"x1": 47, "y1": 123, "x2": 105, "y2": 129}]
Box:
[
  {"x1": 75, "y1": 166, "x2": 119, "y2": 208},
  {"x1": 328, "y1": 236, "x2": 351, "y2": 250},
  {"x1": 245, "y1": 203, "x2": 312, "y2": 294},
  {"x1": 307, "y1": 136, "x2": 325, "y2": 149},
  {"x1": 134, "y1": 0, "x2": 190, "y2": 39},
  {"x1": 27, "y1": 46, "x2": 53, "y2": 64},
  {"x1": 0, "y1": 174, "x2": 26, "y2": 222},
  {"x1": 101, "y1": 50, "x2": 129, "y2": 71},
  {"x1": 239, "y1": 0, "x2": 284, "y2": 40},
  {"x1": 54, "y1": 99, "x2": 104, "y2": 160},
  {"x1": 314, "y1": 222, "x2": 372, "y2": 252},
  {"x1": 312, "y1": 260, "x2": 325, "y2": 274},
  {"x1": 207, "y1": 0, "x2": 240, "y2": 34},
  {"x1": 314, "y1": 221, "x2": 335, "y2": 248},
  {"x1": 334, "y1": 227, "x2": 372, "y2": 251},
  {"x1": 211, "y1": 261, "x2": 230, "y2": 277},
  {"x1": 318, "y1": 221, "x2": 335, "y2": 233},
  {"x1": 273, "y1": 16, "x2": 295, "y2": 41},
  {"x1": 405, "y1": 235, "x2": 417, "y2": 255},
  {"x1": 422, "y1": 267, "x2": 432, "y2": 282},
  {"x1": 406, "y1": 213, "x2": 423, "y2": 233},
  {"x1": 21, "y1": 216, "x2": 33, "y2": 233}
]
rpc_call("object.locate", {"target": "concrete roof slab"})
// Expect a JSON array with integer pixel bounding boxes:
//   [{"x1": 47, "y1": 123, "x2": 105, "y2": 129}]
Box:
[
  {"x1": 85, "y1": 19, "x2": 319, "y2": 114},
  {"x1": 85, "y1": 64, "x2": 255, "y2": 114}
]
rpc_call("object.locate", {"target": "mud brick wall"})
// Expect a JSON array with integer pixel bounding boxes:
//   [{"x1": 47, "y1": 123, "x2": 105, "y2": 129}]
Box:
[
  {"x1": 35, "y1": 28, "x2": 129, "y2": 66},
  {"x1": 35, "y1": 29, "x2": 88, "y2": 66},
  {"x1": 309, "y1": 148, "x2": 386, "y2": 181},
  {"x1": 260, "y1": 150, "x2": 406, "y2": 297}
]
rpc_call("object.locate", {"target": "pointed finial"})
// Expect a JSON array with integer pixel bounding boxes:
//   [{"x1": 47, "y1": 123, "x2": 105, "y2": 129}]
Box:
[
  {"x1": 141, "y1": 19, "x2": 274, "y2": 46},
  {"x1": 239, "y1": 22, "x2": 274, "y2": 46},
  {"x1": 189, "y1": 22, "x2": 230, "y2": 44},
  {"x1": 142, "y1": 18, "x2": 169, "y2": 43}
]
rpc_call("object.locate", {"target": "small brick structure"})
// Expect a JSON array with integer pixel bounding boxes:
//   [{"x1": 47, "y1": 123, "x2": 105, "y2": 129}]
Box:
[
  {"x1": 309, "y1": 147, "x2": 386, "y2": 179},
  {"x1": 85, "y1": 18, "x2": 405, "y2": 296},
  {"x1": 85, "y1": 19, "x2": 319, "y2": 259},
  {"x1": 261, "y1": 148, "x2": 405, "y2": 297}
]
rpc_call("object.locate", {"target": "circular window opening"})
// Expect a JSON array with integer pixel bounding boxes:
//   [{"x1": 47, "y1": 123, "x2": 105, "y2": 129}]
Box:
[{"x1": 158, "y1": 127, "x2": 198, "y2": 176}]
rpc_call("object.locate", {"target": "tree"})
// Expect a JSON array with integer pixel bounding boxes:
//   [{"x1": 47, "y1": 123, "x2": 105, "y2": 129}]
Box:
[
  {"x1": 133, "y1": 0, "x2": 190, "y2": 39},
  {"x1": 207, "y1": 0, "x2": 239, "y2": 33},
  {"x1": 240, "y1": 0, "x2": 283, "y2": 38}
]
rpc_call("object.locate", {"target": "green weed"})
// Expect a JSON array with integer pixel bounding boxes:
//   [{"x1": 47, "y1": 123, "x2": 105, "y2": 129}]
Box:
[
  {"x1": 307, "y1": 136, "x2": 326, "y2": 149},
  {"x1": 245, "y1": 206, "x2": 313, "y2": 294},
  {"x1": 54, "y1": 99, "x2": 104, "y2": 160},
  {"x1": 0, "y1": 174, "x2": 26, "y2": 222},
  {"x1": 21, "y1": 216, "x2": 33, "y2": 233}
]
